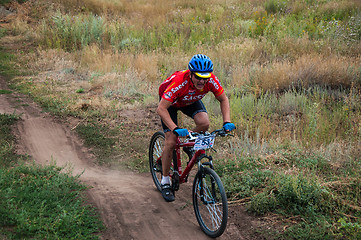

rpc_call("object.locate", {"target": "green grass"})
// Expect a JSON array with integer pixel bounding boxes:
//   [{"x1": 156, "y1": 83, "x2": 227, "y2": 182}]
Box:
[
  {"x1": 0, "y1": 113, "x2": 26, "y2": 167},
  {"x1": 0, "y1": 45, "x2": 30, "y2": 79},
  {"x1": 75, "y1": 121, "x2": 119, "y2": 165},
  {"x1": 0, "y1": 89, "x2": 12, "y2": 94},
  {"x1": 75, "y1": 120, "x2": 150, "y2": 171},
  {"x1": 0, "y1": 49, "x2": 17, "y2": 78},
  {"x1": 0, "y1": 163, "x2": 103, "y2": 239}
]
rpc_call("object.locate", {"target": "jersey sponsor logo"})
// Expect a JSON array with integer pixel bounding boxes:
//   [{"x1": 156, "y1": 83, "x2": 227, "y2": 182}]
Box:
[
  {"x1": 164, "y1": 92, "x2": 172, "y2": 100},
  {"x1": 170, "y1": 80, "x2": 188, "y2": 93},
  {"x1": 208, "y1": 78, "x2": 219, "y2": 90},
  {"x1": 182, "y1": 94, "x2": 206, "y2": 102},
  {"x1": 188, "y1": 90, "x2": 196, "y2": 95}
]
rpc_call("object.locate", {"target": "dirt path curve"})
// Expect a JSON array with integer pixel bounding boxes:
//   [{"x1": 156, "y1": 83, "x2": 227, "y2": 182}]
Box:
[{"x1": 0, "y1": 77, "x2": 261, "y2": 240}]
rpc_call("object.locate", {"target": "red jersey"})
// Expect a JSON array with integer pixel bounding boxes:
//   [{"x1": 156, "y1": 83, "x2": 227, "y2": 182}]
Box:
[{"x1": 159, "y1": 70, "x2": 224, "y2": 108}]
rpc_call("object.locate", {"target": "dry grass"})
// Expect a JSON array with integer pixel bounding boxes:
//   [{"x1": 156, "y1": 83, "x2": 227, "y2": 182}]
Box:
[
  {"x1": 78, "y1": 44, "x2": 188, "y2": 83},
  {"x1": 133, "y1": 53, "x2": 160, "y2": 83},
  {"x1": 320, "y1": 0, "x2": 361, "y2": 14},
  {"x1": 250, "y1": 54, "x2": 360, "y2": 93},
  {"x1": 214, "y1": 38, "x2": 264, "y2": 66},
  {"x1": 20, "y1": 46, "x2": 162, "y2": 115},
  {"x1": 79, "y1": 45, "x2": 118, "y2": 72},
  {"x1": 54, "y1": 0, "x2": 244, "y2": 27}
]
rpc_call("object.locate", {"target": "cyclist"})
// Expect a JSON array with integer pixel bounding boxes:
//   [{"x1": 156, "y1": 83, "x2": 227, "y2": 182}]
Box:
[{"x1": 157, "y1": 54, "x2": 235, "y2": 202}]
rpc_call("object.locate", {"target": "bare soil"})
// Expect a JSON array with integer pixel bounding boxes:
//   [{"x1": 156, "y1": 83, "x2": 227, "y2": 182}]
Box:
[{"x1": 0, "y1": 76, "x2": 269, "y2": 240}]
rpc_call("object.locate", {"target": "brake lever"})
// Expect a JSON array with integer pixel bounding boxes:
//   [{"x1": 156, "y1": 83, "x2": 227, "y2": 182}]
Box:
[{"x1": 188, "y1": 132, "x2": 198, "y2": 141}]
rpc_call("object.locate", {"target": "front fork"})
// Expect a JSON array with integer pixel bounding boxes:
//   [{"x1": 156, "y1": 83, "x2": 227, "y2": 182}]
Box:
[
  {"x1": 197, "y1": 155, "x2": 215, "y2": 204},
  {"x1": 198, "y1": 154, "x2": 214, "y2": 170}
]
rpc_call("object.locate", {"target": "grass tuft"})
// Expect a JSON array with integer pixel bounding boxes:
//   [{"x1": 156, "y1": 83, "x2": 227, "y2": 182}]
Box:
[{"x1": 0, "y1": 113, "x2": 26, "y2": 167}]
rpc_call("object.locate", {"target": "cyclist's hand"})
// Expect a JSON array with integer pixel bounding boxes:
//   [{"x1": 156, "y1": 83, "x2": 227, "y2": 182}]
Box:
[
  {"x1": 173, "y1": 127, "x2": 189, "y2": 137},
  {"x1": 223, "y1": 122, "x2": 236, "y2": 132}
]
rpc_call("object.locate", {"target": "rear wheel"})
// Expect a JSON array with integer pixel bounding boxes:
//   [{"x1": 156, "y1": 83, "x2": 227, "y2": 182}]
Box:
[
  {"x1": 149, "y1": 131, "x2": 165, "y2": 191},
  {"x1": 192, "y1": 166, "x2": 228, "y2": 238}
]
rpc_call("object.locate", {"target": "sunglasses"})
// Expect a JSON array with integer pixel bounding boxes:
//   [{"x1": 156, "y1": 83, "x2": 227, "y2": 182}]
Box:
[{"x1": 193, "y1": 74, "x2": 209, "y2": 82}]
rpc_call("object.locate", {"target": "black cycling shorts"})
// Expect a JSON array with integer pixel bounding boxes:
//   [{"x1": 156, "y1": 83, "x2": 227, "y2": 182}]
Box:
[{"x1": 161, "y1": 100, "x2": 207, "y2": 133}]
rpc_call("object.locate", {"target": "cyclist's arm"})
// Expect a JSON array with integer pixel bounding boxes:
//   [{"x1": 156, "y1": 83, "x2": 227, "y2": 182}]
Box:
[
  {"x1": 215, "y1": 92, "x2": 231, "y2": 124},
  {"x1": 157, "y1": 98, "x2": 178, "y2": 131}
]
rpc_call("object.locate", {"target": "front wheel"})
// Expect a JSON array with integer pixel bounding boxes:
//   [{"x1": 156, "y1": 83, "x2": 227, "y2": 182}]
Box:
[
  {"x1": 192, "y1": 167, "x2": 228, "y2": 238},
  {"x1": 149, "y1": 131, "x2": 165, "y2": 192}
]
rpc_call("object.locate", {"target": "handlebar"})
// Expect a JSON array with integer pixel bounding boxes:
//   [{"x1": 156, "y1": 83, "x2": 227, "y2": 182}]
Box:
[
  {"x1": 187, "y1": 128, "x2": 234, "y2": 140},
  {"x1": 210, "y1": 128, "x2": 234, "y2": 137}
]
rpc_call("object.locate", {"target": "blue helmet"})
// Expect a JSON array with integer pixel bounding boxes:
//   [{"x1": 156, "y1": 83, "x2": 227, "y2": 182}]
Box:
[{"x1": 188, "y1": 54, "x2": 213, "y2": 78}]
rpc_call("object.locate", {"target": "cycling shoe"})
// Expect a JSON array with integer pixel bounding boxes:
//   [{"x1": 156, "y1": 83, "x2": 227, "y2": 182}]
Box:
[{"x1": 161, "y1": 184, "x2": 175, "y2": 202}]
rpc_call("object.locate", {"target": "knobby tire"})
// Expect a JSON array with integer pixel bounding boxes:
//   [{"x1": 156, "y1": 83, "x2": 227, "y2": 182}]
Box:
[
  {"x1": 192, "y1": 166, "x2": 228, "y2": 238},
  {"x1": 149, "y1": 131, "x2": 165, "y2": 192}
]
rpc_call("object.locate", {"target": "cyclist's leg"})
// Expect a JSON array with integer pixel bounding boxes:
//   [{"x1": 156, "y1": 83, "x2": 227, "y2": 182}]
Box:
[
  {"x1": 160, "y1": 106, "x2": 178, "y2": 202},
  {"x1": 193, "y1": 112, "x2": 209, "y2": 132},
  {"x1": 182, "y1": 100, "x2": 209, "y2": 132},
  {"x1": 161, "y1": 131, "x2": 176, "y2": 180},
  {"x1": 160, "y1": 106, "x2": 178, "y2": 179}
]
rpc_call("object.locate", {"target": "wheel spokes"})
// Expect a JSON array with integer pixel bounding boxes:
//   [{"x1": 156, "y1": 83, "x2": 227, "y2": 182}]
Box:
[
  {"x1": 196, "y1": 177, "x2": 224, "y2": 231},
  {"x1": 153, "y1": 138, "x2": 163, "y2": 159}
]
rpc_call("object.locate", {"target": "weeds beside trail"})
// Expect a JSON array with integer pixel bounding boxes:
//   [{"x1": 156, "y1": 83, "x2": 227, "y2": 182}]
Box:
[{"x1": 1, "y1": 0, "x2": 361, "y2": 239}]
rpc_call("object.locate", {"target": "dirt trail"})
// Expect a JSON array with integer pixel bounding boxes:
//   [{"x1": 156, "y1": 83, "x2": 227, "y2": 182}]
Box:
[{"x1": 0, "y1": 77, "x2": 263, "y2": 240}]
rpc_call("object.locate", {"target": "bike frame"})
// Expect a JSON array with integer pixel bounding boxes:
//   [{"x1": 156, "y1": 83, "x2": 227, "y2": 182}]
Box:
[
  {"x1": 172, "y1": 137, "x2": 206, "y2": 184},
  {"x1": 150, "y1": 129, "x2": 229, "y2": 238}
]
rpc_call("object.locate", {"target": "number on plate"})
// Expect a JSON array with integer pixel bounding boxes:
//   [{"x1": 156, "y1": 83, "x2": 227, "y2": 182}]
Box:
[{"x1": 193, "y1": 135, "x2": 215, "y2": 150}]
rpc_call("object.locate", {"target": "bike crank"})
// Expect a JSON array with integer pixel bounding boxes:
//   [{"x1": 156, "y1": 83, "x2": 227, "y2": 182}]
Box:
[{"x1": 172, "y1": 171, "x2": 180, "y2": 191}]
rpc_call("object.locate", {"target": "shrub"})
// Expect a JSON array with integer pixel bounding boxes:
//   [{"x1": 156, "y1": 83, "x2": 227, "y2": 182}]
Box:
[{"x1": 248, "y1": 173, "x2": 330, "y2": 217}]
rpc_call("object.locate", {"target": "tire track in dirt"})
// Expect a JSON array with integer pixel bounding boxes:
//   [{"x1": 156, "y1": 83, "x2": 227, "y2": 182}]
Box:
[{"x1": 0, "y1": 77, "x2": 254, "y2": 240}]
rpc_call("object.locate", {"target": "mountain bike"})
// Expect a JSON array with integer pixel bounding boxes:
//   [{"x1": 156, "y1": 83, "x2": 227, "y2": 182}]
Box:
[{"x1": 149, "y1": 128, "x2": 231, "y2": 238}]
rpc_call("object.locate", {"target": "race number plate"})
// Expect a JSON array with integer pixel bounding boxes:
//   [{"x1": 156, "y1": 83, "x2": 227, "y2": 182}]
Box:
[{"x1": 193, "y1": 135, "x2": 215, "y2": 150}]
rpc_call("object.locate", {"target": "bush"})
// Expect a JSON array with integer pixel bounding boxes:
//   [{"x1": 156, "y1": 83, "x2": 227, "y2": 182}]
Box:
[{"x1": 248, "y1": 173, "x2": 330, "y2": 217}]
